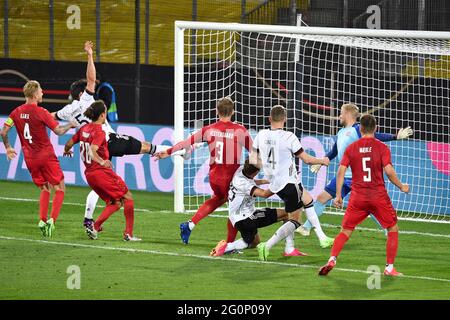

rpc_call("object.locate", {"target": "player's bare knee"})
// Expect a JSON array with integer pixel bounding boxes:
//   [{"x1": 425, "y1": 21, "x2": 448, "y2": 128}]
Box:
[
  {"x1": 301, "y1": 190, "x2": 313, "y2": 205},
  {"x1": 124, "y1": 191, "x2": 133, "y2": 201},
  {"x1": 249, "y1": 234, "x2": 260, "y2": 248},
  {"x1": 140, "y1": 142, "x2": 150, "y2": 154},
  {"x1": 276, "y1": 208, "x2": 288, "y2": 221},
  {"x1": 317, "y1": 191, "x2": 332, "y2": 204},
  {"x1": 388, "y1": 224, "x2": 398, "y2": 232}
]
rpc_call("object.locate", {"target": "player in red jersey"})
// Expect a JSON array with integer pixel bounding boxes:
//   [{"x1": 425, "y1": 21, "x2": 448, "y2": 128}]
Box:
[
  {"x1": 64, "y1": 101, "x2": 140, "y2": 241},
  {"x1": 155, "y1": 97, "x2": 252, "y2": 244},
  {"x1": 318, "y1": 114, "x2": 410, "y2": 277},
  {"x1": 0, "y1": 80, "x2": 76, "y2": 237}
]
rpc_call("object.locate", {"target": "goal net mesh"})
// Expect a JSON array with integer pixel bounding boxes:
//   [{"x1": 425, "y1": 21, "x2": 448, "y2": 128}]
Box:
[{"x1": 180, "y1": 27, "x2": 450, "y2": 222}]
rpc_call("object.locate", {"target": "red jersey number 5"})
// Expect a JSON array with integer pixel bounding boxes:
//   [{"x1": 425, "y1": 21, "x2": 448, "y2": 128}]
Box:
[{"x1": 362, "y1": 157, "x2": 371, "y2": 182}]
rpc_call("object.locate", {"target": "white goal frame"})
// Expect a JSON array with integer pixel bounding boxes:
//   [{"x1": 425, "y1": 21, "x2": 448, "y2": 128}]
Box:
[{"x1": 174, "y1": 20, "x2": 450, "y2": 223}]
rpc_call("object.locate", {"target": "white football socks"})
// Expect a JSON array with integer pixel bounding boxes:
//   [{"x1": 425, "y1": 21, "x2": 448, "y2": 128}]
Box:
[
  {"x1": 266, "y1": 221, "x2": 297, "y2": 250},
  {"x1": 225, "y1": 239, "x2": 248, "y2": 253},
  {"x1": 284, "y1": 232, "x2": 295, "y2": 254},
  {"x1": 84, "y1": 190, "x2": 100, "y2": 219},
  {"x1": 305, "y1": 205, "x2": 327, "y2": 242},
  {"x1": 385, "y1": 264, "x2": 394, "y2": 272},
  {"x1": 188, "y1": 220, "x2": 196, "y2": 231}
]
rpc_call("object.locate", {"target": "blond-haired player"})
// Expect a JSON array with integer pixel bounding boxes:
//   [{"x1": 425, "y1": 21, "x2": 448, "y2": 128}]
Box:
[{"x1": 298, "y1": 103, "x2": 413, "y2": 237}]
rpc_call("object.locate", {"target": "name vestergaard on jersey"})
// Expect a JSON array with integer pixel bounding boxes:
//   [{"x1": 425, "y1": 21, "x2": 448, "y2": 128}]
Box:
[
  {"x1": 209, "y1": 130, "x2": 234, "y2": 139},
  {"x1": 359, "y1": 147, "x2": 372, "y2": 153}
]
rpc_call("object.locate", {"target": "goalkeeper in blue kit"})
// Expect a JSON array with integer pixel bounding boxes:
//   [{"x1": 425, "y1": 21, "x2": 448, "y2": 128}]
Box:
[{"x1": 297, "y1": 104, "x2": 413, "y2": 238}]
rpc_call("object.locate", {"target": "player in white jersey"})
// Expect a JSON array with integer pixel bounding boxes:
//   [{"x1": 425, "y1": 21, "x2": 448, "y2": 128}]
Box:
[
  {"x1": 252, "y1": 105, "x2": 333, "y2": 261},
  {"x1": 210, "y1": 159, "x2": 307, "y2": 257},
  {"x1": 53, "y1": 41, "x2": 191, "y2": 230}
]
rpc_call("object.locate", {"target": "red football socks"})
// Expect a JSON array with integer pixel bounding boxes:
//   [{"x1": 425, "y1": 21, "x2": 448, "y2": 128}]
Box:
[
  {"x1": 191, "y1": 196, "x2": 227, "y2": 225},
  {"x1": 39, "y1": 189, "x2": 50, "y2": 222},
  {"x1": 123, "y1": 199, "x2": 135, "y2": 236},
  {"x1": 50, "y1": 190, "x2": 64, "y2": 222},
  {"x1": 226, "y1": 218, "x2": 238, "y2": 243},
  {"x1": 94, "y1": 203, "x2": 121, "y2": 231},
  {"x1": 330, "y1": 232, "x2": 350, "y2": 258},
  {"x1": 386, "y1": 231, "x2": 399, "y2": 265}
]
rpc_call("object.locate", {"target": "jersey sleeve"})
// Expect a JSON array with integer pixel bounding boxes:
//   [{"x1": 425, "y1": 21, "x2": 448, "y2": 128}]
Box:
[
  {"x1": 40, "y1": 108, "x2": 59, "y2": 131},
  {"x1": 326, "y1": 140, "x2": 338, "y2": 160},
  {"x1": 340, "y1": 148, "x2": 351, "y2": 167},
  {"x1": 381, "y1": 145, "x2": 393, "y2": 167},
  {"x1": 56, "y1": 103, "x2": 78, "y2": 121},
  {"x1": 91, "y1": 129, "x2": 106, "y2": 147},
  {"x1": 375, "y1": 131, "x2": 396, "y2": 142},
  {"x1": 71, "y1": 129, "x2": 81, "y2": 144},
  {"x1": 168, "y1": 127, "x2": 205, "y2": 155},
  {"x1": 290, "y1": 133, "x2": 303, "y2": 155},
  {"x1": 237, "y1": 126, "x2": 253, "y2": 151},
  {"x1": 4, "y1": 117, "x2": 14, "y2": 128},
  {"x1": 80, "y1": 90, "x2": 95, "y2": 108}
]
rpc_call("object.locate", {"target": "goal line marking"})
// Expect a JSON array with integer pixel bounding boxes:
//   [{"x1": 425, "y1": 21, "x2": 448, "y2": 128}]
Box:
[
  {"x1": 0, "y1": 235, "x2": 449, "y2": 284},
  {"x1": 1, "y1": 196, "x2": 450, "y2": 239}
]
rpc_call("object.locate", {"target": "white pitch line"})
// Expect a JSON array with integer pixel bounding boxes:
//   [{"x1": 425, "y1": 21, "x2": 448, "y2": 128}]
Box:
[
  {"x1": 0, "y1": 235, "x2": 449, "y2": 284},
  {"x1": 1, "y1": 196, "x2": 450, "y2": 239}
]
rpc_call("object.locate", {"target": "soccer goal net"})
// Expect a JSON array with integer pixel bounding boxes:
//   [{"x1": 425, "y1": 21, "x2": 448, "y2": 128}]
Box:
[{"x1": 174, "y1": 21, "x2": 450, "y2": 223}]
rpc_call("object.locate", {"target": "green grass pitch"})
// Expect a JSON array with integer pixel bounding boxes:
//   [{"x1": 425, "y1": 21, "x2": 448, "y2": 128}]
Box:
[{"x1": 0, "y1": 180, "x2": 449, "y2": 300}]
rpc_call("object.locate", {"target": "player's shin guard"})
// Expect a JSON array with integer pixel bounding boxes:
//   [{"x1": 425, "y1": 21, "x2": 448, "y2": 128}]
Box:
[
  {"x1": 304, "y1": 201, "x2": 327, "y2": 241},
  {"x1": 386, "y1": 231, "x2": 399, "y2": 265},
  {"x1": 94, "y1": 203, "x2": 121, "y2": 231},
  {"x1": 226, "y1": 218, "x2": 238, "y2": 243},
  {"x1": 330, "y1": 232, "x2": 349, "y2": 258},
  {"x1": 50, "y1": 190, "x2": 64, "y2": 222},
  {"x1": 123, "y1": 199, "x2": 135, "y2": 236},
  {"x1": 266, "y1": 220, "x2": 300, "y2": 250},
  {"x1": 191, "y1": 196, "x2": 226, "y2": 225},
  {"x1": 85, "y1": 190, "x2": 100, "y2": 219},
  {"x1": 303, "y1": 200, "x2": 328, "y2": 230},
  {"x1": 39, "y1": 189, "x2": 50, "y2": 222}
]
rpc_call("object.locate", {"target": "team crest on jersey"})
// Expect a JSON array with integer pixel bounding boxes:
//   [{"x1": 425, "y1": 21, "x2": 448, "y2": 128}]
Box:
[{"x1": 82, "y1": 132, "x2": 90, "y2": 138}]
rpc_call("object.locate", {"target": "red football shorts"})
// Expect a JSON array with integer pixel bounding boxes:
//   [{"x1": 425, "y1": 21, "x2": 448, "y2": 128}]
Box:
[
  {"x1": 342, "y1": 195, "x2": 398, "y2": 231},
  {"x1": 209, "y1": 166, "x2": 238, "y2": 199},
  {"x1": 26, "y1": 157, "x2": 64, "y2": 187},
  {"x1": 86, "y1": 169, "x2": 129, "y2": 204}
]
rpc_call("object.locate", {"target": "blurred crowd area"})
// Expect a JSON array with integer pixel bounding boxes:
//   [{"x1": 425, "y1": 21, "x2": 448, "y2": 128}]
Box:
[{"x1": 2, "y1": 0, "x2": 448, "y2": 67}]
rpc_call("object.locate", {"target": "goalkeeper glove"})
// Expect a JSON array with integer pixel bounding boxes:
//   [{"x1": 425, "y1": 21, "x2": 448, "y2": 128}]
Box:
[
  {"x1": 397, "y1": 126, "x2": 413, "y2": 140},
  {"x1": 310, "y1": 164, "x2": 322, "y2": 174}
]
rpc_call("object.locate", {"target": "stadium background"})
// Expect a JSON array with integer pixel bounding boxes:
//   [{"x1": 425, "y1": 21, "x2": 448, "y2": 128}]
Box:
[{"x1": 0, "y1": 0, "x2": 449, "y2": 212}]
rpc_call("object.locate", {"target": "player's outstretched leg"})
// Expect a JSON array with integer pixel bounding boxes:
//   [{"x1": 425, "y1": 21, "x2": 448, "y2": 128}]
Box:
[
  {"x1": 301, "y1": 193, "x2": 334, "y2": 248},
  {"x1": 38, "y1": 184, "x2": 50, "y2": 237},
  {"x1": 180, "y1": 196, "x2": 227, "y2": 244},
  {"x1": 84, "y1": 190, "x2": 99, "y2": 228},
  {"x1": 46, "y1": 180, "x2": 65, "y2": 238},
  {"x1": 258, "y1": 219, "x2": 300, "y2": 261},
  {"x1": 384, "y1": 224, "x2": 402, "y2": 276},
  {"x1": 299, "y1": 199, "x2": 329, "y2": 236},
  {"x1": 319, "y1": 230, "x2": 351, "y2": 276},
  {"x1": 122, "y1": 192, "x2": 141, "y2": 242},
  {"x1": 87, "y1": 202, "x2": 122, "y2": 240}
]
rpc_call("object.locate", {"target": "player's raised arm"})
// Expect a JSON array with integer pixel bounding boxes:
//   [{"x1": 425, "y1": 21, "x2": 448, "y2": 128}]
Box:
[
  {"x1": 298, "y1": 150, "x2": 330, "y2": 166},
  {"x1": 84, "y1": 41, "x2": 96, "y2": 94},
  {"x1": 0, "y1": 122, "x2": 17, "y2": 160},
  {"x1": 155, "y1": 128, "x2": 204, "y2": 160},
  {"x1": 333, "y1": 165, "x2": 347, "y2": 208}
]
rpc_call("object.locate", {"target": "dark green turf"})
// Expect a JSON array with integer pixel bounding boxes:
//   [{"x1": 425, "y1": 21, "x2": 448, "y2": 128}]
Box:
[{"x1": 0, "y1": 180, "x2": 449, "y2": 299}]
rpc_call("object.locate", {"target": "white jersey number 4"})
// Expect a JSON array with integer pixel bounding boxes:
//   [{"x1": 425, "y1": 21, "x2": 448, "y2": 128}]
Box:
[{"x1": 23, "y1": 123, "x2": 33, "y2": 144}]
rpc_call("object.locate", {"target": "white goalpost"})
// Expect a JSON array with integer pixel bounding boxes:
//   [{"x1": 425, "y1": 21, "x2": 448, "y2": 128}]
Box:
[{"x1": 174, "y1": 20, "x2": 450, "y2": 223}]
